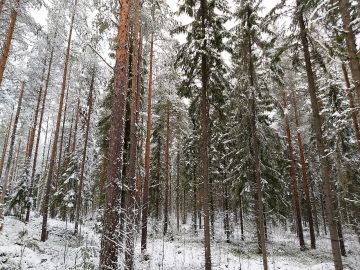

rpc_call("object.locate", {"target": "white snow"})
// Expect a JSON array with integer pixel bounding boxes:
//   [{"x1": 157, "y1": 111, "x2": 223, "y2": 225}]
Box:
[{"x1": 0, "y1": 215, "x2": 359, "y2": 269}]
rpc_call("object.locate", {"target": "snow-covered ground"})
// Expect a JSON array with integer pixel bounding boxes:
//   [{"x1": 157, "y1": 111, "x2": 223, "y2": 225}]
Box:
[{"x1": 0, "y1": 215, "x2": 359, "y2": 269}]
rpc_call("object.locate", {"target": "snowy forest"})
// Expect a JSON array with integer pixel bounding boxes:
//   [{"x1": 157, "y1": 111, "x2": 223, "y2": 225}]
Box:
[{"x1": 0, "y1": 0, "x2": 359, "y2": 269}]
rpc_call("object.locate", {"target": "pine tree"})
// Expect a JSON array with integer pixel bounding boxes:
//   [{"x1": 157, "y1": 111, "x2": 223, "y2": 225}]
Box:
[{"x1": 99, "y1": 0, "x2": 132, "y2": 268}]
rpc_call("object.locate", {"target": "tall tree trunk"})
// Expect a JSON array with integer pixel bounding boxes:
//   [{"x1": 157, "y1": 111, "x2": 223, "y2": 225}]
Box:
[
  {"x1": 41, "y1": 0, "x2": 77, "y2": 242},
  {"x1": 296, "y1": 2, "x2": 343, "y2": 268},
  {"x1": 25, "y1": 61, "x2": 47, "y2": 222},
  {"x1": 282, "y1": 92, "x2": 306, "y2": 250},
  {"x1": 292, "y1": 91, "x2": 316, "y2": 248},
  {"x1": 36, "y1": 119, "x2": 50, "y2": 212},
  {"x1": 135, "y1": 30, "x2": 143, "y2": 225},
  {"x1": 74, "y1": 69, "x2": 95, "y2": 234},
  {"x1": 99, "y1": 0, "x2": 132, "y2": 268},
  {"x1": 124, "y1": 1, "x2": 140, "y2": 266},
  {"x1": 0, "y1": 112, "x2": 13, "y2": 179},
  {"x1": 341, "y1": 63, "x2": 360, "y2": 151},
  {"x1": 223, "y1": 182, "x2": 230, "y2": 243},
  {"x1": 140, "y1": 32, "x2": 154, "y2": 252},
  {"x1": 10, "y1": 137, "x2": 21, "y2": 188},
  {"x1": 239, "y1": 193, "x2": 244, "y2": 241},
  {"x1": 71, "y1": 98, "x2": 80, "y2": 153},
  {"x1": 0, "y1": 0, "x2": 20, "y2": 88},
  {"x1": 176, "y1": 151, "x2": 180, "y2": 232},
  {"x1": 163, "y1": 103, "x2": 170, "y2": 236},
  {"x1": 0, "y1": 81, "x2": 25, "y2": 230},
  {"x1": 246, "y1": 6, "x2": 268, "y2": 269},
  {"x1": 30, "y1": 47, "x2": 54, "y2": 214},
  {"x1": 200, "y1": 0, "x2": 212, "y2": 268},
  {"x1": 338, "y1": 0, "x2": 360, "y2": 105},
  {"x1": 55, "y1": 74, "x2": 71, "y2": 196}
]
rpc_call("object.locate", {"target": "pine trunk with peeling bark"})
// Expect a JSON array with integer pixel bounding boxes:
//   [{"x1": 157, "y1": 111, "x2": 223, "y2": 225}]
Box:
[
  {"x1": 74, "y1": 70, "x2": 95, "y2": 235},
  {"x1": 41, "y1": 0, "x2": 77, "y2": 242},
  {"x1": 0, "y1": 81, "x2": 25, "y2": 230},
  {"x1": 297, "y1": 2, "x2": 343, "y2": 269},
  {"x1": 0, "y1": 0, "x2": 20, "y2": 88},
  {"x1": 99, "y1": 0, "x2": 131, "y2": 267}
]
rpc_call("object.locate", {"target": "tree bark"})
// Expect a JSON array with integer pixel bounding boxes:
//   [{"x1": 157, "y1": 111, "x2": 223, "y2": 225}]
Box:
[
  {"x1": 99, "y1": 0, "x2": 131, "y2": 267},
  {"x1": 163, "y1": 103, "x2": 170, "y2": 236},
  {"x1": 140, "y1": 32, "x2": 154, "y2": 252},
  {"x1": 282, "y1": 92, "x2": 305, "y2": 250},
  {"x1": 292, "y1": 92, "x2": 316, "y2": 248},
  {"x1": 0, "y1": 112, "x2": 13, "y2": 179},
  {"x1": 239, "y1": 194, "x2": 244, "y2": 241},
  {"x1": 55, "y1": 72, "x2": 71, "y2": 199},
  {"x1": 338, "y1": 0, "x2": 360, "y2": 105},
  {"x1": 41, "y1": 0, "x2": 77, "y2": 242},
  {"x1": 246, "y1": 5, "x2": 268, "y2": 269},
  {"x1": 341, "y1": 63, "x2": 360, "y2": 151},
  {"x1": 124, "y1": 0, "x2": 140, "y2": 268},
  {"x1": 0, "y1": 81, "x2": 25, "y2": 230},
  {"x1": 0, "y1": 0, "x2": 20, "y2": 88},
  {"x1": 30, "y1": 47, "x2": 54, "y2": 214},
  {"x1": 200, "y1": 0, "x2": 212, "y2": 268},
  {"x1": 176, "y1": 151, "x2": 180, "y2": 232},
  {"x1": 25, "y1": 60, "x2": 47, "y2": 222},
  {"x1": 296, "y1": 2, "x2": 343, "y2": 268},
  {"x1": 74, "y1": 69, "x2": 95, "y2": 234}
]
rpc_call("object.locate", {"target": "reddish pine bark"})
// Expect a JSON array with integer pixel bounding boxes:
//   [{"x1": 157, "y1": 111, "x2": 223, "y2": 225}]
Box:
[
  {"x1": 99, "y1": 0, "x2": 132, "y2": 267},
  {"x1": 124, "y1": 0, "x2": 141, "y2": 267},
  {"x1": 0, "y1": 0, "x2": 20, "y2": 88}
]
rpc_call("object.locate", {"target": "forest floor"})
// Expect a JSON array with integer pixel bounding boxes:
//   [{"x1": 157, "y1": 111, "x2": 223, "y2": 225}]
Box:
[{"x1": 0, "y1": 214, "x2": 359, "y2": 269}]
